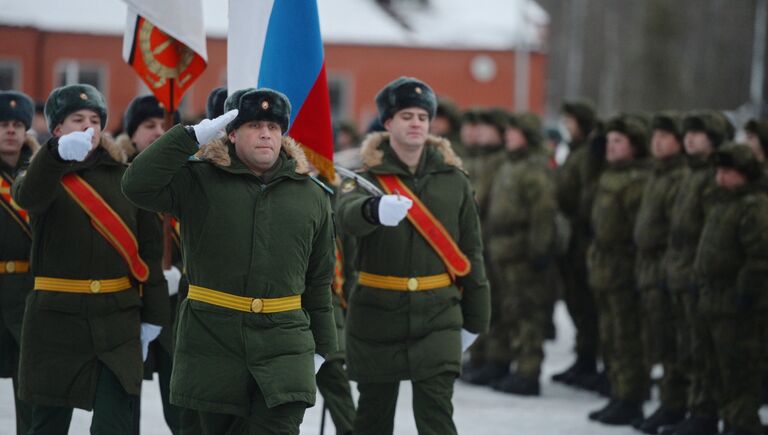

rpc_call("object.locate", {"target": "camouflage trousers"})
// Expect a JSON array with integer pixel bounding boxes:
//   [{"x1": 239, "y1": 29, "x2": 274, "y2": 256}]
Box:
[
  {"x1": 698, "y1": 311, "x2": 764, "y2": 433},
  {"x1": 639, "y1": 286, "x2": 689, "y2": 409},
  {"x1": 557, "y1": 235, "x2": 599, "y2": 363},
  {"x1": 486, "y1": 261, "x2": 555, "y2": 379},
  {"x1": 679, "y1": 290, "x2": 718, "y2": 417},
  {"x1": 593, "y1": 286, "x2": 648, "y2": 402},
  {"x1": 469, "y1": 253, "x2": 515, "y2": 365}
]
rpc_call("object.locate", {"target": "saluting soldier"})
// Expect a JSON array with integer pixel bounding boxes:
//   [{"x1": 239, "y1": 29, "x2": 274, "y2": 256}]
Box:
[
  {"x1": 11, "y1": 84, "x2": 170, "y2": 435},
  {"x1": 337, "y1": 77, "x2": 490, "y2": 435},
  {"x1": 694, "y1": 144, "x2": 768, "y2": 435},
  {"x1": 122, "y1": 88, "x2": 338, "y2": 434},
  {"x1": 0, "y1": 90, "x2": 38, "y2": 435}
]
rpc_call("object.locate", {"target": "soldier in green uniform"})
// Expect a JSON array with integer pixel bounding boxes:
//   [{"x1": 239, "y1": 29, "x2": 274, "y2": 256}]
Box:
[
  {"x1": 485, "y1": 112, "x2": 558, "y2": 396},
  {"x1": 694, "y1": 144, "x2": 768, "y2": 435},
  {"x1": 662, "y1": 111, "x2": 729, "y2": 435},
  {"x1": 632, "y1": 112, "x2": 690, "y2": 434},
  {"x1": 337, "y1": 77, "x2": 490, "y2": 435},
  {"x1": 553, "y1": 100, "x2": 603, "y2": 390},
  {"x1": 586, "y1": 115, "x2": 650, "y2": 426},
  {"x1": 122, "y1": 88, "x2": 338, "y2": 434},
  {"x1": 744, "y1": 118, "x2": 768, "y2": 166},
  {"x1": 459, "y1": 108, "x2": 510, "y2": 386},
  {"x1": 117, "y1": 94, "x2": 202, "y2": 435},
  {"x1": 11, "y1": 84, "x2": 170, "y2": 435},
  {"x1": 0, "y1": 90, "x2": 38, "y2": 435}
]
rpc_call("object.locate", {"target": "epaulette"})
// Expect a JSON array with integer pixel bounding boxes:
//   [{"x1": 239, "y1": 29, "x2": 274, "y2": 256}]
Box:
[
  {"x1": 310, "y1": 175, "x2": 334, "y2": 195},
  {"x1": 188, "y1": 155, "x2": 204, "y2": 162}
]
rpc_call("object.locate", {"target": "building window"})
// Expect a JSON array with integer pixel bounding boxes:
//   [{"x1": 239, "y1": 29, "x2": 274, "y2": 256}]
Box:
[
  {"x1": 327, "y1": 74, "x2": 351, "y2": 121},
  {"x1": 55, "y1": 60, "x2": 107, "y2": 94},
  {"x1": 0, "y1": 59, "x2": 21, "y2": 90}
]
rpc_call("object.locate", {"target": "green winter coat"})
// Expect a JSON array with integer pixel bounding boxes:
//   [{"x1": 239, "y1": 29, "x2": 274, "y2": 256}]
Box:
[
  {"x1": 587, "y1": 160, "x2": 649, "y2": 291},
  {"x1": 337, "y1": 133, "x2": 490, "y2": 383},
  {"x1": 11, "y1": 135, "x2": 169, "y2": 410},
  {"x1": 665, "y1": 156, "x2": 718, "y2": 293},
  {"x1": 486, "y1": 148, "x2": 558, "y2": 265},
  {"x1": 0, "y1": 136, "x2": 38, "y2": 377},
  {"x1": 633, "y1": 154, "x2": 689, "y2": 290},
  {"x1": 695, "y1": 184, "x2": 768, "y2": 314},
  {"x1": 121, "y1": 125, "x2": 337, "y2": 417}
]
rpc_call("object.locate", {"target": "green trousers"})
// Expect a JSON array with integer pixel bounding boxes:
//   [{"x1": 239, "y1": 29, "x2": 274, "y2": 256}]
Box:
[
  {"x1": 558, "y1": 234, "x2": 599, "y2": 363},
  {"x1": 26, "y1": 365, "x2": 138, "y2": 435},
  {"x1": 197, "y1": 383, "x2": 305, "y2": 435},
  {"x1": 354, "y1": 372, "x2": 457, "y2": 435},
  {"x1": 315, "y1": 359, "x2": 355, "y2": 435}
]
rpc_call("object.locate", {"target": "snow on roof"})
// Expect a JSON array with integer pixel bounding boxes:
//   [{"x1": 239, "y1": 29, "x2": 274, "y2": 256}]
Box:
[{"x1": 0, "y1": 0, "x2": 548, "y2": 50}]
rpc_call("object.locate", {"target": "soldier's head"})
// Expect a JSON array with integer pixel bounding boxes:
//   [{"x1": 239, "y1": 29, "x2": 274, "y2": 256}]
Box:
[
  {"x1": 475, "y1": 108, "x2": 507, "y2": 147},
  {"x1": 505, "y1": 112, "x2": 542, "y2": 152},
  {"x1": 743, "y1": 118, "x2": 768, "y2": 162},
  {"x1": 604, "y1": 115, "x2": 648, "y2": 163},
  {"x1": 206, "y1": 86, "x2": 227, "y2": 119},
  {"x1": 561, "y1": 100, "x2": 596, "y2": 142},
  {"x1": 45, "y1": 84, "x2": 107, "y2": 148},
  {"x1": 0, "y1": 90, "x2": 33, "y2": 157},
  {"x1": 334, "y1": 120, "x2": 360, "y2": 152},
  {"x1": 460, "y1": 108, "x2": 481, "y2": 147},
  {"x1": 712, "y1": 144, "x2": 763, "y2": 189},
  {"x1": 650, "y1": 111, "x2": 684, "y2": 159},
  {"x1": 375, "y1": 77, "x2": 436, "y2": 150},
  {"x1": 431, "y1": 97, "x2": 461, "y2": 137},
  {"x1": 224, "y1": 88, "x2": 291, "y2": 174},
  {"x1": 682, "y1": 111, "x2": 728, "y2": 156},
  {"x1": 124, "y1": 95, "x2": 168, "y2": 153}
]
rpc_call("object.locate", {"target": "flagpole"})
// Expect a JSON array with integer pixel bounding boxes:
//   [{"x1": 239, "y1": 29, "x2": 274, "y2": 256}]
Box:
[{"x1": 162, "y1": 79, "x2": 175, "y2": 270}]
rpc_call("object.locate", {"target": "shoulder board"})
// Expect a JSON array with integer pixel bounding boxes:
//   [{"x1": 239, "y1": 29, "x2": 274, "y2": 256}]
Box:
[
  {"x1": 188, "y1": 155, "x2": 205, "y2": 162},
  {"x1": 309, "y1": 175, "x2": 334, "y2": 195}
]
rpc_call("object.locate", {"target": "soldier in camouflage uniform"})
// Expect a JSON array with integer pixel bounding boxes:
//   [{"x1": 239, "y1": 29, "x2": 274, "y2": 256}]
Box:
[
  {"x1": 694, "y1": 144, "x2": 768, "y2": 435},
  {"x1": 485, "y1": 112, "x2": 558, "y2": 396},
  {"x1": 743, "y1": 118, "x2": 768, "y2": 166},
  {"x1": 431, "y1": 98, "x2": 463, "y2": 158},
  {"x1": 632, "y1": 112, "x2": 690, "y2": 434},
  {"x1": 0, "y1": 91, "x2": 37, "y2": 435},
  {"x1": 553, "y1": 101, "x2": 603, "y2": 389},
  {"x1": 460, "y1": 108, "x2": 512, "y2": 386},
  {"x1": 662, "y1": 111, "x2": 730, "y2": 435},
  {"x1": 586, "y1": 115, "x2": 650, "y2": 426}
]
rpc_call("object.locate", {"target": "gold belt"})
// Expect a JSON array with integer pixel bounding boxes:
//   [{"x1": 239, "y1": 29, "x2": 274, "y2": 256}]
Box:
[
  {"x1": 358, "y1": 272, "x2": 452, "y2": 291},
  {"x1": 188, "y1": 285, "x2": 301, "y2": 314},
  {"x1": 34, "y1": 276, "x2": 132, "y2": 294},
  {"x1": 0, "y1": 260, "x2": 29, "y2": 274}
]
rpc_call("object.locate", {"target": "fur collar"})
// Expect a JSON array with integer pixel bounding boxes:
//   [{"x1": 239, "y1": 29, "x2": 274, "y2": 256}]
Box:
[
  {"x1": 23, "y1": 133, "x2": 40, "y2": 154},
  {"x1": 115, "y1": 133, "x2": 138, "y2": 160},
  {"x1": 359, "y1": 132, "x2": 463, "y2": 169},
  {"x1": 195, "y1": 136, "x2": 310, "y2": 174}
]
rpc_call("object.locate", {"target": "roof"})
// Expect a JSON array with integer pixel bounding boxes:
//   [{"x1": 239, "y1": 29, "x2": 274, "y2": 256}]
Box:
[{"x1": 0, "y1": 0, "x2": 548, "y2": 50}]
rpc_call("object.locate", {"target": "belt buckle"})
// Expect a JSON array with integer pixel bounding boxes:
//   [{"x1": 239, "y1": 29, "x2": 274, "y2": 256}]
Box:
[
  {"x1": 5, "y1": 262, "x2": 15, "y2": 273},
  {"x1": 250, "y1": 298, "x2": 264, "y2": 313},
  {"x1": 90, "y1": 280, "x2": 101, "y2": 294},
  {"x1": 406, "y1": 277, "x2": 419, "y2": 291}
]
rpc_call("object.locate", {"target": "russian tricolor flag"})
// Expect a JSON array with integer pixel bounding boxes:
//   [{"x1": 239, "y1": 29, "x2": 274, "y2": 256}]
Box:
[{"x1": 228, "y1": 0, "x2": 335, "y2": 180}]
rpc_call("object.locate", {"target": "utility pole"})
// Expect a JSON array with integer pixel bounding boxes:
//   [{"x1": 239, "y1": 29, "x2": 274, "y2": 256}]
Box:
[{"x1": 750, "y1": 0, "x2": 767, "y2": 117}]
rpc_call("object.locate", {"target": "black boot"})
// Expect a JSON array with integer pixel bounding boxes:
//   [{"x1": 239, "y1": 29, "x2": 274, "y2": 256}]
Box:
[
  {"x1": 588, "y1": 399, "x2": 618, "y2": 421},
  {"x1": 577, "y1": 370, "x2": 611, "y2": 396},
  {"x1": 597, "y1": 399, "x2": 643, "y2": 426},
  {"x1": 459, "y1": 361, "x2": 508, "y2": 386},
  {"x1": 551, "y1": 355, "x2": 597, "y2": 384},
  {"x1": 637, "y1": 406, "x2": 686, "y2": 434},
  {"x1": 721, "y1": 428, "x2": 755, "y2": 435},
  {"x1": 662, "y1": 415, "x2": 718, "y2": 435},
  {"x1": 492, "y1": 372, "x2": 540, "y2": 396}
]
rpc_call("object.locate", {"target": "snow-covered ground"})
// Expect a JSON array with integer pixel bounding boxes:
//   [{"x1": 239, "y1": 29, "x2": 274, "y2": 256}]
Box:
[{"x1": 2, "y1": 302, "x2": 766, "y2": 434}]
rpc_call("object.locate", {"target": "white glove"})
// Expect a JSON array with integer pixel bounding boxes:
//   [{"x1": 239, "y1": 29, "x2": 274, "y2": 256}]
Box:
[
  {"x1": 57, "y1": 127, "x2": 94, "y2": 161},
  {"x1": 192, "y1": 109, "x2": 239, "y2": 144},
  {"x1": 163, "y1": 266, "x2": 182, "y2": 297},
  {"x1": 378, "y1": 194, "x2": 413, "y2": 226},
  {"x1": 461, "y1": 329, "x2": 479, "y2": 353},
  {"x1": 140, "y1": 323, "x2": 163, "y2": 362},
  {"x1": 313, "y1": 354, "x2": 325, "y2": 374}
]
